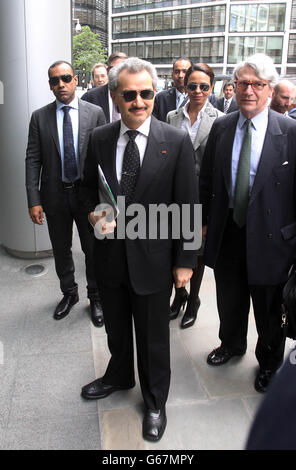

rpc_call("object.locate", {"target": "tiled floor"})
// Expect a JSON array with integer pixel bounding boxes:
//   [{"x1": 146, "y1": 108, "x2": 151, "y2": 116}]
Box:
[{"x1": 0, "y1": 229, "x2": 294, "y2": 450}]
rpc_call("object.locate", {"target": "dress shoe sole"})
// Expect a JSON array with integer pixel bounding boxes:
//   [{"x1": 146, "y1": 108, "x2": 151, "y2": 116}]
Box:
[
  {"x1": 81, "y1": 384, "x2": 135, "y2": 400},
  {"x1": 143, "y1": 416, "x2": 167, "y2": 442},
  {"x1": 53, "y1": 296, "x2": 79, "y2": 320}
]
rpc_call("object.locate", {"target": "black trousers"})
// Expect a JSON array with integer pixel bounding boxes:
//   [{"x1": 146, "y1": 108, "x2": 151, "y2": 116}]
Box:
[
  {"x1": 214, "y1": 211, "x2": 286, "y2": 372},
  {"x1": 46, "y1": 187, "x2": 99, "y2": 301},
  {"x1": 98, "y1": 271, "x2": 171, "y2": 411}
]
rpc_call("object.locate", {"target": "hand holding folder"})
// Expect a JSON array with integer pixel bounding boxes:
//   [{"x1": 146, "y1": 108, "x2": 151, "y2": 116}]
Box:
[{"x1": 88, "y1": 165, "x2": 118, "y2": 235}]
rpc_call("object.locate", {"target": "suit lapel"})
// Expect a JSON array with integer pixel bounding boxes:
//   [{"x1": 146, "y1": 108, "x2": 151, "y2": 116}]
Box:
[
  {"x1": 249, "y1": 110, "x2": 284, "y2": 205},
  {"x1": 78, "y1": 99, "x2": 88, "y2": 172},
  {"x1": 194, "y1": 108, "x2": 212, "y2": 151},
  {"x1": 100, "y1": 121, "x2": 121, "y2": 197},
  {"x1": 220, "y1": 112, "x2": 239, "y2": 195},
  {"x1": 47, "y1": 101, "x2": 60, "y2": 155}
]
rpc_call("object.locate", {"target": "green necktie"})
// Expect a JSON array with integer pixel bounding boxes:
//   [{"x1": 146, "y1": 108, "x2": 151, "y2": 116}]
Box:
[{"x1": 233, "y1": 119, "x2": 252, "y2": 228}]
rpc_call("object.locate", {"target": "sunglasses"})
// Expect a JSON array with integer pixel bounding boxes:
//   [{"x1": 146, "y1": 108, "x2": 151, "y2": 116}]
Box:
[
  {"x1": 120, "y1": 89, "x2": 155, "y2": 102},
  {"x1": 49, "y1": 74, "x2": 74, "y2": 86},
  {"x1": 187, "y1": 82, "x2": 210, "y2": 92}
]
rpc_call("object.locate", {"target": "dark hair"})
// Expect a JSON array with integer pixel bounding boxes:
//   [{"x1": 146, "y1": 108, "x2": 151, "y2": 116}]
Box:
[
  {"x1": 172, "y1": 57, "x2": 193, "y2": 70},
  {"x1": 107, "y1": 52, "x2": 128, "y2": 67},
  {"x1": 184, "y1": 63, "x2": 215, "y2": 87},
  {"x1": 48, "y1": 60, "x2": 74, "y2": 77},
  {"x1": 223, "y1": 81, "x2": 235, "y2": 91}
]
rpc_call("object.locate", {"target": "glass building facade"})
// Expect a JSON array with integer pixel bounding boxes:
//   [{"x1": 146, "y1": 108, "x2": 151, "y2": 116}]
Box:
[
  {"x1": 109, "y1": 0, "x2": 296, "y2": 78},
  {"x1": 73, "y1": 0, "x2": 108, "y2": 48}
]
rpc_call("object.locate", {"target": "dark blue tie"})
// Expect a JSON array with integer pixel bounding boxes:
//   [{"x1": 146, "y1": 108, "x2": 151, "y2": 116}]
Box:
[{"x1": 62, "y1": 106, "x2": 78, "y2": 182}]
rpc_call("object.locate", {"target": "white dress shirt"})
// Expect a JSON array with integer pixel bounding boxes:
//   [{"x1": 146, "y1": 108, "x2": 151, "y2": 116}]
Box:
[
  {"x1": 230, "y1": 107, "x2": 269, "y2": 207},
  {"x1": 56, "y1": 96, "x2": 80, "y2": 181},
  {"x1": 180, "y1": 100, "x2": 208, "y2": 144},
  {"x1": 108, "y1": 89, "x2": 121, "y2": 122},
  {"x1": 116, "y1": 116, "x2": 151, "y2": 183}
]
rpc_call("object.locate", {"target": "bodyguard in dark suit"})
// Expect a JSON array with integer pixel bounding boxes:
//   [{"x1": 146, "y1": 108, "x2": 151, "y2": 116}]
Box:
[
  {"x1": 153, "y1": 57, "x2": 192, "y2": 121},
  {"x1": 200, "y1": 53, "x2": 296, "y2": 393},
  {"x1": 215, "y1": 81, "x2": 239, "y2": 114},
  {"x1": 81, "y1": 52, "x2": 128, "y2": 122},
  {"x1": 80, "y1": 58, "x2": 198, "y2": 441},
  {"x1": 26, "y1": 61, "x2": 106, "y2": 326}
]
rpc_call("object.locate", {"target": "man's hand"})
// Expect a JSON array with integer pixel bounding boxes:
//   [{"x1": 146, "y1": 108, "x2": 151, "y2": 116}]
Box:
[
  {"x1": 173, "y1": 267, "x2": 193, "y2": 288},
  {"x1": 29, "y1": 205, "x2": 45, "y2": 225},
  {"x1": 89, "y1": 209, "x2": 116, "y2": 235}
]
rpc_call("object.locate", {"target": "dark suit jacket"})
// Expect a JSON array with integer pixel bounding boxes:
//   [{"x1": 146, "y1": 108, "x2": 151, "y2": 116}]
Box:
[
  {"x1": 153, "y1": 88, "x2": 179, "y2": 122},
  {"x1": 215, "y1": 96, "x2": 239, "y2": 114},
  {"x1": 81, "y1": 84, "x2": 110, "y2": 122},
  {"x1": 200, "y1": 108, "x2": 296, "y2": 285},
  {"x1": 26, "y1": 98, "x2": 106, "y2": 214},
  {"x1": 80, "y1": 116, "x2": 199, "y2": 295}
]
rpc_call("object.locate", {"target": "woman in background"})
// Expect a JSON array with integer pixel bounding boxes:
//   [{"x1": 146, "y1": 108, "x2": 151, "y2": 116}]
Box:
[{"x1": 167, "y1": 63, "x2": 224, "y2": 328}]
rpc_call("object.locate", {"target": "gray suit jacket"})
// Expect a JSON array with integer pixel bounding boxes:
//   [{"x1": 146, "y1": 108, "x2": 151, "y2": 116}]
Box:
[
  {"x1": 166, "y1": 101, "x2": 223, "y2": 175},
  {"x1": 26, "y1": 98, "x2": 106, "y2": 214}
]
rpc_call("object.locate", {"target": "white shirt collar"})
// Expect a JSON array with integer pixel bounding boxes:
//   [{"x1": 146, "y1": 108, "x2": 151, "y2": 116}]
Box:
[
  {"x1": 238, "y1": 106, "x2": 269, "y2": 130},
  {"x1": 182, "y1": 99, "x2": 208, "y2": 120},
  {"x1": 120, "y1": 116, "x2": 151, "y2": 138},
  {"x1": 56, "y1": 95, "x2": 79, "y2": 110}
]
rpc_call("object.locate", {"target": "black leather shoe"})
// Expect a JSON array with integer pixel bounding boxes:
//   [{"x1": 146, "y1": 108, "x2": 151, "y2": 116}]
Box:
[
  {"x1": 81, "y1": 378, "x2": 135, "y2": 400},
  {"x1": 170, "y1": 288, "x2": 189, "y2": 320},
  {"x1": 254, "y1": 369, "x2": 274, "y2": 393},
  {"x1": 181, "y1": 296, "x2": 201, "y2": 329},
  {"x1": 143, "y1": 408, "x2": 167, "y2": 442},
  {"x1": 53, "y1": 293, "x2": 79, "y2": 320},
  {"x1": 90, "y1": 300, "x2": 104, "y2": 328},
  {"x1": 207, "y1": 345, "x2": 245, "y2": 366}
]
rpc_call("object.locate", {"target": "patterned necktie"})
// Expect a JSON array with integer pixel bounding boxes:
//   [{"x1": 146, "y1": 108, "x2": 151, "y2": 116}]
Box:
[
  {"x1": 121, "y1": 130, "x2": 140, "y2": 205},
  {"x1": 224, "y1": 99, "x2": 229, "y2": 113},
  {"x1": 62, "y1": 106, "x2": 78, "y2": 182},
  {"x1": 233, "y1": 119, "x2": 252, "y2": 228}
]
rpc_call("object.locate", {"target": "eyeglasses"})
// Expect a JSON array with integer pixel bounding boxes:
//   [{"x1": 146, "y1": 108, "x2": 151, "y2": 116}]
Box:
[
  {"x1": 120, "y1": 89, "x2": 155, "y2": 102},
  {"x1": 187, "y1": 83, "x2": 210, "y2": 92},
  {"x1": 235, "y1": 81, "x2": 268, "y2": 91},
  {"x1": 49, "y1": 74, "x2": 74, "y2": 86}
]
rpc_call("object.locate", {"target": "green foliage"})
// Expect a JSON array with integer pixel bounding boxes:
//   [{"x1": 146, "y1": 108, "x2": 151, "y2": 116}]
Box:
[{"x1": 73, "y1": 25, "x2": 107, "y2": 72}]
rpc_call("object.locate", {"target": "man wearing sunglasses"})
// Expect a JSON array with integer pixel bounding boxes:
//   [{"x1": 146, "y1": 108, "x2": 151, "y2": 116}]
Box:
[
  {"x1": 80, "y1": 57, "x2": 198, "y2": 442},
  {"x1": 26, "y1": 60, "x2": 106, "y2": 327},
  {"x1": 200, "y1": 53, "x2": 296, "y2": 394}
]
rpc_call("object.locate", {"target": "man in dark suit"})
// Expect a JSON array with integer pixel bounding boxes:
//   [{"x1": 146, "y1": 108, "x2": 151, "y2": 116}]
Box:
[
  {"x1": 215, "y1": 81, "x2": 239, "y2": 114},
  {"x1": 81, "y1": 52, "x2": 128, "y2": 122},
  {"x1": 80, "y1": 57, "x2": 198, "y2": 441},
  {"x1": 200, "y1": 53, "x2": 296, "y2": 393},
  {"x1": 26, "y1": 61, "x2": 106, "y2": 327},
  {"x1": 153, "y1": 57, "x2": 192, "y2": 122}
]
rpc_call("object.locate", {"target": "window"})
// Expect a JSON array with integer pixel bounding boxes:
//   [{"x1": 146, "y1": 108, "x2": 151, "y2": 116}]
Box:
[
  {"x1": 163, "y1": 11, "x2": 171, "y2": 31},
  {"x1": 228, "y1": 36, "x2": 283, "y2": 63},
  {"x1": 288, "y1": 34, "x2": 296, "y2": 62}
]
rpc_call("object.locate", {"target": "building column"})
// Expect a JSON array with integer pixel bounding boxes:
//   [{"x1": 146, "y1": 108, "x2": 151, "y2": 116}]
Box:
[{"x1": 0, "y1": 0, "x2": 72, "y2": 258}]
